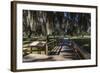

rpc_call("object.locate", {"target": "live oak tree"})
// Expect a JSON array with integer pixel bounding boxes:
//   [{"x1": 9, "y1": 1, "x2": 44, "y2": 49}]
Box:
[{"x1": 23, "y1": 10, "x2": 91, "y2": 39}]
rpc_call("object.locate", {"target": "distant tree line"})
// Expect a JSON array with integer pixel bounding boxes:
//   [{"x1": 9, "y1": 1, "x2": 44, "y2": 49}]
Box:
[{"x1": 23, "y1": 10, "x2": 91, "y2": 38}]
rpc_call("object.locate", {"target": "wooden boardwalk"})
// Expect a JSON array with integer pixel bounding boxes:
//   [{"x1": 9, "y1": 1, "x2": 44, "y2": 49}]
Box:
[{"x1": 23, "y1": 39, "x2": 88, "y2": 62}]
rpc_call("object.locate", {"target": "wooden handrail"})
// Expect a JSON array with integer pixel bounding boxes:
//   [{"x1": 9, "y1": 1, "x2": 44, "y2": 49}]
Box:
[{"x1": 47, "y1": 40, "x2": 56, "y2": 45}]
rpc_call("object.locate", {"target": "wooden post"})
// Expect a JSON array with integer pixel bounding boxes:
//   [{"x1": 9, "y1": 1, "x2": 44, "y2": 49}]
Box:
[
  {"x1": 45, "y1": 35, "x2": 48, "y2": 55},
  {"x1": 30, "y1": 47, "x2": 32, "y2": 53},
  {"x1": 45, "y1": 43, "x2": 48, "y2": 55}
]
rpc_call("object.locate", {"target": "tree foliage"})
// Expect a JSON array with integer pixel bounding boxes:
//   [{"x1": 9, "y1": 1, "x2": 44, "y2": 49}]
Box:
[{"x1": 23, "y1": 10, "x2": 91, "y2": 38}]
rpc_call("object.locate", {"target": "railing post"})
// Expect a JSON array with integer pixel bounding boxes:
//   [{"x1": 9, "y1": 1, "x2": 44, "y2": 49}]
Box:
[{"x1": 45, "y1": 43, "x2": 48, "y2": 55}]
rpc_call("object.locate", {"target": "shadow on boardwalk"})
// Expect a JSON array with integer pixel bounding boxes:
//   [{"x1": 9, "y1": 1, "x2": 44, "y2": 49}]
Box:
[{"x1": 23, "y1": 39, "x2": 89, "y2": 62}]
